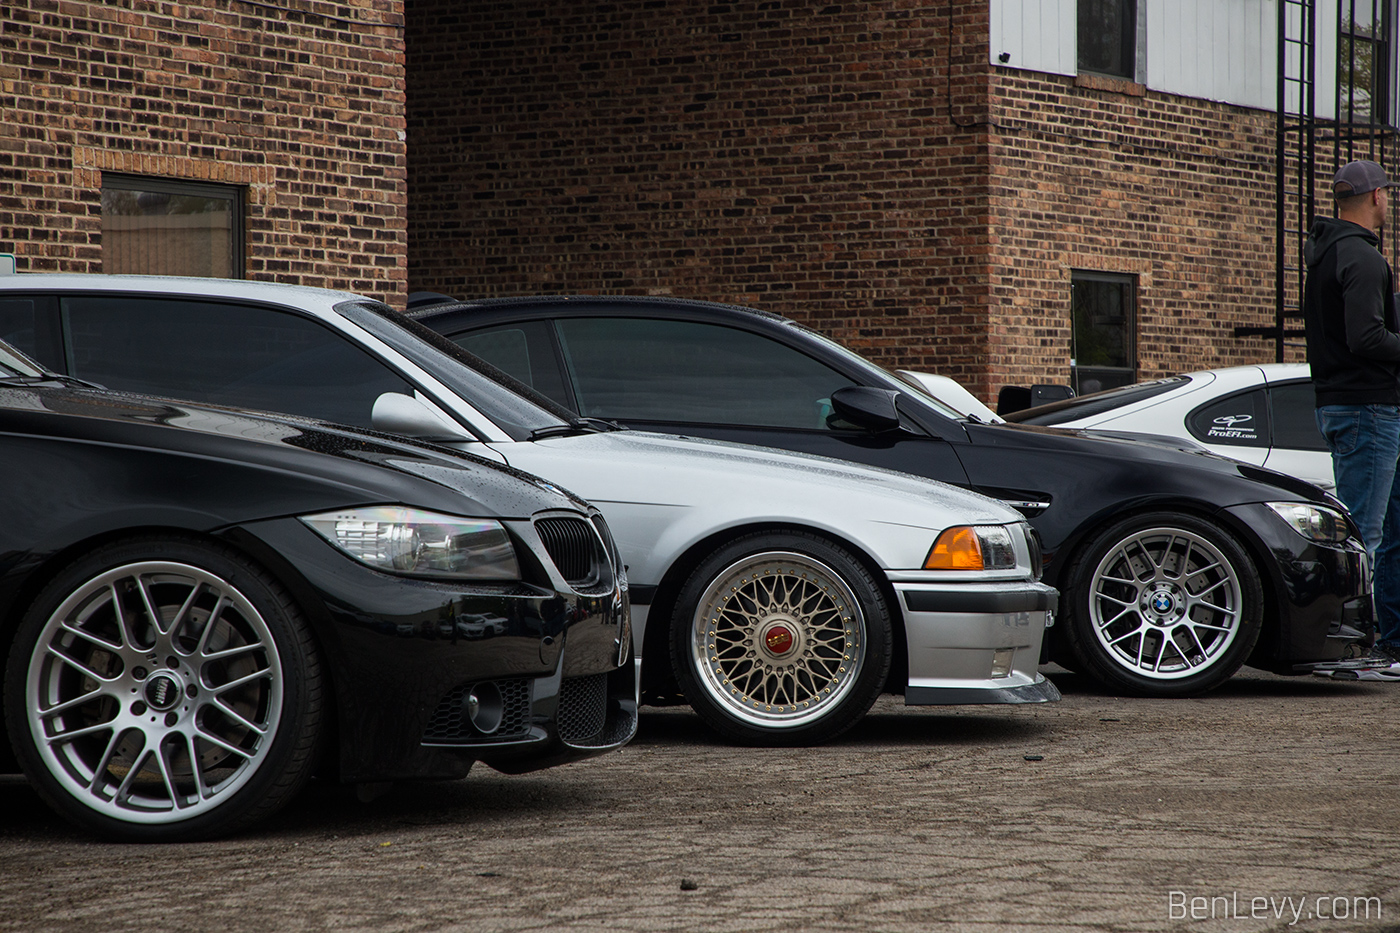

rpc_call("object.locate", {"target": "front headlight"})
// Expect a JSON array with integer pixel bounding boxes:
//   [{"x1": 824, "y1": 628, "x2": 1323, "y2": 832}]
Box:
[
  {"x1": 924, "y1": 525, "x2": 1018, "y2": 571},
  {"x1": 301, "y1": 506, "x2": 521, "y2": 580},
  {"x1": 1266, "y1": 502, "x2": 1353, "y2": 544}
]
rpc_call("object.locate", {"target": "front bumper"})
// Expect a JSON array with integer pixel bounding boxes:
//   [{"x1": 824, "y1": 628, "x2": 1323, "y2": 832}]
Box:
[
  {"x1": 1221, "y1": 503, "x2": 1374, "y2": 670},
  {"x1": 893, "y1": 580, "x2": 1061, "y2": 705},
  {"x1": 227, "y1": 518, "x2": 638, "y2": 783}
]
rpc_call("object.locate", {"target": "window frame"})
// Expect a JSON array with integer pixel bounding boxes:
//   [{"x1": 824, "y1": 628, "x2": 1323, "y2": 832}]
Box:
[
  {"x1": 1077, "y1": 0, "x2": 1139, "y2": 81},
  {"x1": 1070, "y1": 270, "x2": 1138, "y2": 396},
  {"x1": 1338, "y1": 0, "x2": 1391, "y2": 125},
  {"x1": 100, "y1": 173, "x2": 245, "y2": 279}
]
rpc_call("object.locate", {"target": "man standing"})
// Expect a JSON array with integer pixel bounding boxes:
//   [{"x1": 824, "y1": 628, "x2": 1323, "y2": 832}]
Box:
[{"x1": 1304, "y1": 159, "x2": 1400, "y2": 678}]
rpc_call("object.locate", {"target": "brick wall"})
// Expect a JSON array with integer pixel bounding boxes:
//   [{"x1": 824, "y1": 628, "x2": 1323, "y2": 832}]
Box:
[
  {"x1": 407, "y1": 0, "x2": 1003, "y2": 394},
  {"x1": 987, "y1": 69, "x2": 1295, "y2": 393},
  {"x1": 0, "y1": 0, "x2": 408, "y2": 303},
  {"x1": 407, "y1": 2, "x2": 1321, "y2": 404}
]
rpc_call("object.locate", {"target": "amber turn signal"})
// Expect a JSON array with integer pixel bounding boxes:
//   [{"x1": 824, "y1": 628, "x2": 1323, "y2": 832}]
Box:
[{"x1": 924, "y1": 526, "x2": 986, "y2": 570}]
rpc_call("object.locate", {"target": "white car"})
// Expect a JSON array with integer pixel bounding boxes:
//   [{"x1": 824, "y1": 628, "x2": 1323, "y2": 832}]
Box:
[
  {"x1": 895, "y1": 370, "x2": 1004, "y2": 423},
  {"x1": 1001, "y1": 363, "x2": 1333, "y2": 490},
  {"x1": 0, "y1": 274, "x2": 1058, "y2": 746}
]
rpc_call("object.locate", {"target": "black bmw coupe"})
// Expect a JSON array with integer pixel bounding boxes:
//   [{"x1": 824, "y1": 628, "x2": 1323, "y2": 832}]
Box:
[
  {"x1": 0, "y1": 342, "x2": 634, "y2": 840},
  {"x1": 410, "y1": 294, "x2": 1373, "y2": 698}
]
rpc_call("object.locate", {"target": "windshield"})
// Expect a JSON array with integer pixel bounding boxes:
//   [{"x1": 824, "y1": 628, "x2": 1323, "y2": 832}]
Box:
[
  {"x1": 790, "y1": 323, "x2": 971, "y2": 420},
  {"x1": 335, "y1": 301, "x2": 574, "y2": 440},
  {"x1": 1006, "y1": 377, "x2": 1189, "y2": 425}
]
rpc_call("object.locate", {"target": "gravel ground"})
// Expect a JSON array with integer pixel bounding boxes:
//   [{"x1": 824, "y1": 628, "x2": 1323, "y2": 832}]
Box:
[{"x1": 1, "y1": 666, "x2": 1397, "y2": 933}]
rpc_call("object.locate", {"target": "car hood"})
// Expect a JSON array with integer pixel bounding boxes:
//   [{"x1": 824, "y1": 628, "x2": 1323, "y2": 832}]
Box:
[
  {"x1": 964, "y1": 420, "x2": 1335, "y2": 507},
  {"x1": 1, "y1": 385, "x2": 588, "y2": 522},
  {"x1": 487, "y1": 430, "x2": 1026, "y2": 583}
]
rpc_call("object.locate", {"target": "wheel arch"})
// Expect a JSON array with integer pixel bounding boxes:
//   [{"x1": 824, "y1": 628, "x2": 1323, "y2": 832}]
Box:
[
  {"x1": 1045, "y1": 497, "x2": 1282, "y2": 639},
  {"x1": 0, "y1": 525, "x2": 342, "y2": 782},
  {"x1": 637, "y1": 521, "x2": 906, "y2": 702}
]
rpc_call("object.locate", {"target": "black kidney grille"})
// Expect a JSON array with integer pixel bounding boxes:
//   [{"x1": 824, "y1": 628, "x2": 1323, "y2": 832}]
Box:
[
  {"x1": 423, "y1": 679, "x2": 531, "y2": 742},
  {"x1": 535, "y1": 517, "x2": 604, "y2": 585},
  {"x1": 557, "y1": 673, "x2": 608, "y2": 744}
]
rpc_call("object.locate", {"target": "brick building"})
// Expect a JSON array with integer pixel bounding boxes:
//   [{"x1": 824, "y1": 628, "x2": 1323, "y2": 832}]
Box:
[
  {"x1": 0, "y1": 1, "x2": 409, "y2": 303},
  {"x1": 4, "y1": 1, "x2": 1393, "y2": 405}
]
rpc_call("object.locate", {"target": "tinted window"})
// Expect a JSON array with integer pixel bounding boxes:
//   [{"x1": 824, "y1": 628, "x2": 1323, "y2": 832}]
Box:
[
  {"x1": 0, "y1": 297, "x2": 63, "y2": 370},
  {"x1": 1271, "y1": 381, "x2": 1328, "y2": 451},
  {"x1": 1187, "y1": 389, "x2": 1270, "y2": 448},
  {"x1": 60, "y1": 297, "x2": 412, "y2": 428},
  {"x1": 554, "y1": 317, "x2": 857, "y2": 429},
  {"x1": 455, "y1": 321, "x2": 572, "y2": 410}
]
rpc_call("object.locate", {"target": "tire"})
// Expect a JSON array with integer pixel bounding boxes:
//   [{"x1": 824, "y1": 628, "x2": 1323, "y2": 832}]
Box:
[
  {"x1": 669, "y1": 532, "x2": 892, "y2": 746},
  {"x1": 1061, "y1": 512, "x2": 1264, "y2": 697},
  {"x1": 3, "y1": 537, "x2": 323, "y2": 841}
]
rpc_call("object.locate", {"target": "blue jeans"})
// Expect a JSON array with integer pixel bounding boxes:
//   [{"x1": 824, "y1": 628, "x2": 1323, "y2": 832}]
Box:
[{"x1": 1317, "y1": 404, "x2": 1400, "y2": 648}]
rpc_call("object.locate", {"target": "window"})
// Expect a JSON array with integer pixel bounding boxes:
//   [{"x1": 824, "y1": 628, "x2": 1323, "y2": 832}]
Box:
[
  {"x1": 1070, "y1": 272, "x2": 1137, "y2": 395},
  {"x1": 552, "y1": 317, "x2": 857, "y2": 429},
  {"x1": 1187, "y1": 389, "x2": 1270, "y2": 448},
  {"x1": 1078, "y1": 0, "x2": 1137, "y2": 79},
  {"x1": 1271, "y1": 382, "x2": 1329, "y2": 451},
  {"x1": 59, "y1": 297, "x2": 412, "y2": 428},
  {"x1": 0, "y1": 296, "x2": 61, "y2": 368},
  {"x1": 455, "y1": 321, "x2": 573, "y2": 410},
  {"x1": 1339, "y1": 0, "x2": 1390, "y2": 124},
  {"x1": 101, "y1": 175, "x2": 243, "y2": 278}
]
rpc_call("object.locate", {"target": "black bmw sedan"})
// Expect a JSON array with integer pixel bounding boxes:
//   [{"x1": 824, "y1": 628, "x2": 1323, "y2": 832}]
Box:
[
  {"x1": 0, "y1": 342, "x2": 634, "y2": 841},
  {"x1": 410, "y1": 294, "x2": 1373, "y2": 698}
]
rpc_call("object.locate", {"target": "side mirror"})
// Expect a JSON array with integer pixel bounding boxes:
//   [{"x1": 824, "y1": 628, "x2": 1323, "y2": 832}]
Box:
[
  {"x1": 372, "y1": 392, "x2": 473, "y2": 441},
  {"x1": 829, "y1": 386, "x2": 903, "y2": 433}
]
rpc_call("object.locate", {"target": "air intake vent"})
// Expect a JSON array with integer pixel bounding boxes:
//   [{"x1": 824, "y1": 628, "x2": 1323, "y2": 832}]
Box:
[
  {"x1": 535, "y1": 516, "x2": 607, "y2": 587},
  {"x1": 557, "y1": 673, "x2": 608, "y2": 744},
  {"x1": 423, "y1": 679, "x2": 531, "y2": 743}
]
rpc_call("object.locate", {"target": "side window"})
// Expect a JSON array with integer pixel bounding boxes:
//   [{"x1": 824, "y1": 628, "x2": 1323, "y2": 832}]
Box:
[
  {"x1": 59, "y1": 297, "x2": 413, "y2": 429},
  {"x1": 0, "y1": 297, "x2": 63, "y2": 370},
  {"x1": 1186, "y1": 389, "x2": 1270, "y2": 448},
  {"x1": 553, "y1": 317, "x2": 857, "y2": 429},
  {"x1": 1271, "y1": 382, "x2": 1329, "y2": 451},
  {"x1": 453, "y1": 321, "x2": 573, "y2": 410}
]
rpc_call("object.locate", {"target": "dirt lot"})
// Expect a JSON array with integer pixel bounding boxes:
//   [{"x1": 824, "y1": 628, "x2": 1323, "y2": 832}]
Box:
[{"x1": 1, "y1": 665, "x2": 1397, "y2": 933}]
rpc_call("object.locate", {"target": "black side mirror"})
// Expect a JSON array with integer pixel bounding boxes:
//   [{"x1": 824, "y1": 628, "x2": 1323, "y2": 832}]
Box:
[{"x1": 829, "y1": 386, "x2": 903, "y2": 432}]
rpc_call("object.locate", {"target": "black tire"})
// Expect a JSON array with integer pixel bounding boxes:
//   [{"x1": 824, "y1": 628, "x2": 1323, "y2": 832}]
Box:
[
  {"x1": 3, "y1": 537, "x2": 323, "y2": 841},
  {"x1": 1061, "y1": 512, "x2": 1264, "y2": 697},
  {"x1": 669, "y1": 531, "x2": 892, "y2": 746}
]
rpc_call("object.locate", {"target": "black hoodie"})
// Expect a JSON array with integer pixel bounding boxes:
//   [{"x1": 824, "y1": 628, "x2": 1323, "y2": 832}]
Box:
[{"x1": 1302, "y1": 215, "x2": 1400, "y2": 405}]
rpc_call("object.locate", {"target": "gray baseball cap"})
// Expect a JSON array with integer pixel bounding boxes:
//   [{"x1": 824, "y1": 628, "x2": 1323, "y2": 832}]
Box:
[{"x1": 1333, "y1": 159, "x2": 1398, "y2": 197}]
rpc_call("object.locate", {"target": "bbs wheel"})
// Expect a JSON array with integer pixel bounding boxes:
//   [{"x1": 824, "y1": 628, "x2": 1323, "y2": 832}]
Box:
[
  {"x1": 670, "y1": 532, "x2": 892, "y2": 746},
  {"x1": 1062, "y1": 512, "x2": 1263, "y2": 697},
  {"x1": 3, "y1": 537, "x2": 322, "y2": 841}
]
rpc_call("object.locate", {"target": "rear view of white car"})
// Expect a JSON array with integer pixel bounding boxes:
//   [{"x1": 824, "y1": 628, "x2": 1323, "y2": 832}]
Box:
[
  {"x1": 0, "y1": 274, "x2": 1059, "y2": 747},
  {"x1": 1004, "y1": 363, "x2": 1335, "y2": 490}
]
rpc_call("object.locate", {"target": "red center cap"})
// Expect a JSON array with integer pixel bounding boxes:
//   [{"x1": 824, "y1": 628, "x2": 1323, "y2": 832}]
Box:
[{"x1": 765, "y1": 625, "x2": 795, "y2": 656}]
